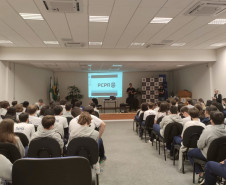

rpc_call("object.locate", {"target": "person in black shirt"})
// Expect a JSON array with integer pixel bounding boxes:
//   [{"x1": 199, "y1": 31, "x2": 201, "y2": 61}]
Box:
[
  {"x1": 158, "y1": 85, "x2": 165, "y2": 101},
  {"x1": 126, "y1": 83, "x2": 136, "y2": 111},
  {"x1": 213, "y1": 89, "x2": 222, "y2": 104}
]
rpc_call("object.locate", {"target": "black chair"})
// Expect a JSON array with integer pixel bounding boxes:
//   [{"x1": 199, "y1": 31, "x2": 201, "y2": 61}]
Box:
[
  {"x1": 192, "y1": 136, "x2": 226, "y2": 183},
  {"x1": 67, "y1": 137, "x2": 99, "y2": 185},
  {"x1": 12, "y1": 157, "x2": 93, "y2": 185},
  {"x1": 0, "y1": 143, "x2": 21, "y2": 163},
  {"x1": 141, "y1": 115, "x2": 155, "y2": 142},
  {"x1": 27, "y1": 137, "x2": 61, "y2": 158},
  {"x1": 173, "y1": 126, "x2": 204, "y2": 173},
  {"x1": 14, "y1": 132, "x2": 29, "y2": 148},
  {"x1": 133, "y1": 110, "x2": 140, "y2": 131},
  {"x1": 138, "y1": 112, "x2": 144, "y2": 136},
  {"x1": 66, "y1": 117, "x2": 73, "y2": 126},
  {"x1": 151, "y1": 116, "x2": 164, "y2": 150}
]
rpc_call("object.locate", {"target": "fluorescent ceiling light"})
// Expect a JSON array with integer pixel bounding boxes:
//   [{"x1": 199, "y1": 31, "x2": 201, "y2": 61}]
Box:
[
  {"x1": 177, "y1": 65, "x2": 185, "y2": 67},
  {"x1": 131, "y1": 42, "x2": 145, "y2": 46},
  {"x1": 89, "y1": 42, "x2": 102, "y2": 46},
  {"x1": 44, "y1": 41, "x2": 59, "y2": 45},
  {"x1": 19, "y1": 13, "x2": 44, "y2": 20},
  {"x1": 89, "y1": 16, "x2": 109, "y2": 22},
  {"x1": 150, "y1": 17, "x2": 172, "y2": 24},
  {"x1": 208, "y1": 19, "x2": 226, "y2": 25},
  {"x1": 171, "y1": 43, "x2": 186, "y2": 47},
  {"x1": 210, "y1": 43, "x2": 226, "y2": 47},
  {"x1": 112, "y1": 64, "x2": 122, "y2": 67},
  {"x1": 0, "y1": 40, "x2": 13, "y2": 44}
]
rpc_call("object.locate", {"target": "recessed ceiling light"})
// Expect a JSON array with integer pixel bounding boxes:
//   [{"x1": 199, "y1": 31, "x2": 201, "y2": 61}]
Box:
[
  {"x1": 171, "y1": 43, "x2": 186, "y2": 47},
  {"x1": 177, "y1": 65, "x2": 185, "y2": 67},
  {"x1": 112, "y1": 64, "x2": 122, "y2": 67},
  {"x1": 89, "y1": 42, "x2": 102, "y2": 46},
  {"x1": 131, "y1": 43, "x2": 145, "y2": 46},
  {"x1": 210, "y1": 43, "x2": 226, "y2": 47},
  {"x1": 19, "y1": 13, "x2": 44, "y2": 20},
  {"x1": 150, "y1": 17, "x2": 173, "y2": 24},
  {"x1": 44, "y1": 41, "x2": 59, "y2": 45},
  {"x1": 89, "y1": 16, "x2": 109, "y2": 22},
  {"x1": 208, "y1": 19, "x2": 226, "y2": 25},
  {"x1": 0, "y1": 40, "x2": 13, "y2": 44}
]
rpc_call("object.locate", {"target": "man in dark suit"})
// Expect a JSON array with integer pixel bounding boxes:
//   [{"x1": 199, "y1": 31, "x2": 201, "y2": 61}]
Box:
[
  {"x1": 126, "y1": 83, "x2": 136, "y2": 111},
  {"x1": 213, "y1": 89, "x2": 222, "y2": 104}
]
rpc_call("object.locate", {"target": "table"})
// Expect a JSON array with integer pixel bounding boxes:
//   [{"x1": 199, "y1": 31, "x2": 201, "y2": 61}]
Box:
[{"x1": 103, "y1": 100, "x2": 117, "y2": 113}]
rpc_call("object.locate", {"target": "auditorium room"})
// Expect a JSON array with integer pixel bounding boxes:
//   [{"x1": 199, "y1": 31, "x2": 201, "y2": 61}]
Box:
[{"x1": 0, "y1": 0, "x2": 226, "y2": 185}]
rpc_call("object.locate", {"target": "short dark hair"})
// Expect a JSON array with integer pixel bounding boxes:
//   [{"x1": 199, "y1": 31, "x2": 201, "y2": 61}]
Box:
[
  {"x1": 180, "y1": 106, "x2": 189, "y2": 113},
  {"x1": 90, "y1": 103, "x2": 96, "y2": 108},
  {"x1": 211, "y1": 102, "x2": 224, "y2": 112},
  {"x1": 210, "y1": 111, "x2": 224, "y2": 125},
  {"x1": 38, "y1": 99, "x2": 43, "y2": 103},
  {"x1": 65, "y1": 103, "x2": 72, "y2": 111},
  {"x1": 19, "y1": 113, "x2": 29, "y2": 122},
  {"x1": 44, "y1": 109, "x2": 55, "y2": 116},
  {"x1": 141, "y1": 103, "x2": 148, "y2": 111},
  {"x1": 42, "y1": 115, "x2": 55, "y2": 129},
  {"x1": 83, "y1": 106, "x2": 94, "y2": 114},
  {"x1": 0, "y1": 101, "x2": 10, "y2": 109},
  {"x1": 60, "y1": 100, "x2": 67, "y2": 106},
  {"x1": 206, "y1": 105, "x2": 218, "y2": 115},
  {"x1": 74, "y1": 101, "x2": 82, "y2": 107},
  {"x1": 170, "y1": 106, "x2": 178, "y2": 114},
  {"x1": 12, "y1": 101, "x2": 17, "y2": 106},
  {"x1": 53, "y1": 105, "x2": 63, "y2": 115},
  {"x1": 187, "y1": 98, "x2": 193, "y2": 105},
  {"x1": 159, "y1": 102, "x2": 169, "y2": 113},
  {"x1": 177, "y1": 102, "x2": 184, "y2": 112},
  {"x1": 23, "y1": 101, "x2": 29, "y2": 108},
  {"x1": 148, "y1": 102, "x2": 154, "y2": 109},
  {"x1": 171, "y1": 99, "x2": 176, "y2": 106},
  {"x1": 27, "y1": 105, "x2": 38, "y2": 115},
  {"x1": 188, "y1": 107, "x2": 199, "y2": 118},
  {"x1": 71, "y1": 107, "x2": 82, "y2": 118},
  {"x1": 15, "y1": 104, "x2": 23, "y2": 112}
]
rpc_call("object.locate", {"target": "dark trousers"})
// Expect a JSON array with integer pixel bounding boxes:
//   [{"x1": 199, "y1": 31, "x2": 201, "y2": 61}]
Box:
[
  {"x1": 170, "y1": 136, "x2": 182, "y2": 156},
  {"x1": 187, "y1": 148, "x2": 207, "y2": 174},
  {"x1": 98, "y1": 138, "x2": 105, "y2": 159},
  {"x1": 205, "y1": 161, "x2": 226, "y2": 185}
]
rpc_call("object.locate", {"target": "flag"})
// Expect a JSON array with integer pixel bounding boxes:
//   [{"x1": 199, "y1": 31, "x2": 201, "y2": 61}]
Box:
[
  {"x1": 49, "y1": 76, "x2": 53, "y2": 101},
  {"x1": 52, "y1": 77, "x2": 59, "y2": 101}
]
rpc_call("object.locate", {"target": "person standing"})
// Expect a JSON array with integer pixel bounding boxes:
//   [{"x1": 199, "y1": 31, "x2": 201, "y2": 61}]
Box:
[
  {"x1": 158, "y1": 85, "x2": 165, "y2": 101},
  {"x1": 213, "y1": 89, "x2": 222, "y2": 104},
  {"x1": 126, "y1": 83, "x2": 136, "y2": 111}
]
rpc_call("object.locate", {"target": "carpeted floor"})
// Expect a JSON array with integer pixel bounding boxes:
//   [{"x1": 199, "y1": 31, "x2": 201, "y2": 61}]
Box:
[{"x1": 99, "y1": 120, "x2": 194, "y2": 185}]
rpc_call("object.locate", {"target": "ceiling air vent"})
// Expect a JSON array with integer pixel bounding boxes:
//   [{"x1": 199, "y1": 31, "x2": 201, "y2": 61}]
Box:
[
  {"x1": 43, "y1": 0, "x2": 82, "y2": 13},
  {"x1": 64, "y1": 42, "x2": 83, "y2": 47},
  {"x1": 146, "y1": 43, "x2": 166, "y2": 48},
  {"x1": 185, "y1": 1, "x2": 226, "y2": 16}
]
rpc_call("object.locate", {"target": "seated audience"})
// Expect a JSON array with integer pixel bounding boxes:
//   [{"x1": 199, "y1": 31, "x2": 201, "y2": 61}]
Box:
[
  {"x1": 39, "y1": 105, "x2": 50, "y2": 119},
  {"x1": 22, "y1": 101, "x2": 29, "y2": 112},
  {"x1": 90, "y1": 102, "x2": 99, "y2": 114},
  {"x1": 31, "y1": 115, "x2": 63, "y2": 151},
  {"x1": 0, "y1": 101, "x2": 10, "y2": 117},
  {"x1": 14, "y1": 113, "x2": 35, "y2": 140},
  {"x1": 195, "y1": 104, "x2": 205, "y2": 121},
  {"x1": 154, "y1": 101, "x2": 169, "y2": 123},
  {"x1": 187, "y1": 98, "x2": 194, "y2": 109},
  {"x1": 187, "y1": 111, "x2": 226, "y2": 184},
  {"x1": 0, "y1": 119, "x2": 25, "y2": 157},
  {"x1": 180, "y1": 106, "x2": 191, "y2": 125},
  {"x1": 154, "y1": 101, "x2": 161, "y2": 112},
  {"x1": 11, "y1": 101, "x2": 17, "y2": 107},
  {"x1": 60, "y1": 99, "x2": 67, "y2": 114},
  {"x1": 202, "y1": 105, "x2": 218, "y2": 125},
  {"x1": 4, "y1": 107, "x2": 17, "y2": 122},
  {"x1": 143, "y1": 102, "x2": 156, "y2": 121},
  {"x1": 15, "y1": 104, "x2": 23, "y2": 122},
  {"x1": 62, "y1": 103, "x2": 73, "y2": 118},
  {"x1": 198, "y1": 98, "x2": 206, "y2": 110},
  {"x1": 35, "y1": 99, "x2": 44, "y2": 110},
  {"x1": 204, "y1": 159, "x2": 226, "y2": 185},
  {"x1": 0, "y1": 154, "x2": 12, "y2": 182},
  {"x1": 27, "y1": 105, "x2": 42, "y2": 128}
]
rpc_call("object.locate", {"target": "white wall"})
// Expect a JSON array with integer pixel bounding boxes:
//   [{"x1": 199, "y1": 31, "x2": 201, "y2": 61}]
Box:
[
  {"x1": 172, "y1": 64, "x2": 212, "y2": 102},
  {"x1": 55, "y1": 71, "x2": 171, "y2": 107},
  {"x1": 0, "y1": 62, "x2": 53, "y2": 104}
]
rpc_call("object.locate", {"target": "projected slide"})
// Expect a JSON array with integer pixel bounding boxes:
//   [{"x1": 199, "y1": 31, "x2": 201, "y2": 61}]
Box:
[{"x1": 88, "y1": 72, "x2": 123, "y2": 98}]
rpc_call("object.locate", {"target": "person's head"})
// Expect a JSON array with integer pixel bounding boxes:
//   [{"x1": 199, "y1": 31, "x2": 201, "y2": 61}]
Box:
[
  {"x1": 83, "y1": 106, "x2": 94, "y2": 114},
  {"x1": 187, "y1": 98, "x2": 193, "y2": 105},
  {"x1": 175, "y1": 97, "x2": 179, "y2": 103},
  {"x1": 0, "y1": 119, "x2": 16, "y2": 144},
  {"x1": 205, "y1": 105, "x2": 218, "y2": 117},
  {"x1": 44, "y1": 109, "x2": 55, "y2": 116},
  {"x1": 38, "y1": 99, "x2": 44, "y2": 106},
  {"x1": 170, "y1": 106, "x2": 178, "y2": 114},
  {"x1": 23, "y1": 101, "x2": 29, "y2": 108},
  {"x1": 180, "y1": 106, "x2": 189, "y2": 117},
  {"x1": 15, "y1": 104, "x2": 23, "y2": 113},
  {"x1": 141, "y1": 103, "x2": 148, "y2": 111},
  {"x1": 198, "y1": 98, "x2": 204, "y2": 104},
  {"x1": 71, "y1": 107, "x2": 82, "y2": 118},
  {"x1": 53, "y1": 105, "x2": 63, "y2": 116},
  {"x1": 170, "y1": 99, "x2": 176, "y2": 106},
  {"x1": 210, "y1": 111, "x2": 224, "y2": 125},
  {"x1": 129, "y1": 83, "x2": 132, "y2": 88},
  {"x1": 6, "y1": 107, "x2": 16, "y2": 116},
  {"x1": 78, "y1": 112, "x2": 92, "y2": 126},
  {"x1": 159, "y1": 102, "x2": 169, "y2": 113},
  {"x1": 27, "y1": 105, "x2": 38, "y2": 115},
  {"x1": 0, "y1": 101, "x2": 10, "y2": 109},
  {"x1": 177, "y1": 102, "x2": 184, "y2": 112},
  {"x1": 39, "y1": 105, "x2": 50, "y2": 116},
  {"x1": 188, "y1": 107, "x2": 199, "y2": 119},
  {"x1": 42, "y1": 115, "x2": 55, "y2": 129},
  {"x1": 214, "y1": 89, "x2": 219, "y2": 94},
  {"x1": 211, "y1": 102, "x2": 224, "y2": 112},
  {"x1": 59, "y1": 99, "x2": 67, "y2": 106},
  {"x1": 90, "y1": 102, "x2": 96, "y2": 109},
  {"x1": 206, "y1": 100, "x2": 212, "y2": 107},
  {"x1": 65, "y1": 103, "x2": 72, "y2": 111},
  {"x1": 148, "y1": 102, "x2": 154, "y2": 110},
  {"x1": 19, "y1": 113, "x2": 29, "y2": 123},
  {"x1": 74, "y1": 101, "x2": 82, "y2": 108},
  {"x1": 195, "y1": 104, "x2": 203, "y2": 115},
  {"x1": 12, "y1": 101, "x2": 17, "y2": 107}
]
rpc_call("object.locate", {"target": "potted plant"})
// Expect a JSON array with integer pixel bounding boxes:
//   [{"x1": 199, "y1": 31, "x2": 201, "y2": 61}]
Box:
[{"x1": 65, "y1": 85, "x2": 83, "y2": 101}]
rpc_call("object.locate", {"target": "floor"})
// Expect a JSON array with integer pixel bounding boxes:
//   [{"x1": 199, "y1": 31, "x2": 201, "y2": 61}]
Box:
[{"x1": 99, "y1": 120, "x2": 194, "y2": 185}]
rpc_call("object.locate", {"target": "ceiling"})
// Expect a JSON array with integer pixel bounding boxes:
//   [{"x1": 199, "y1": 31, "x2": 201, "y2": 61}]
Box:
[{"x1": 0, "y1": 0, "x2": 225, "y2": 71}]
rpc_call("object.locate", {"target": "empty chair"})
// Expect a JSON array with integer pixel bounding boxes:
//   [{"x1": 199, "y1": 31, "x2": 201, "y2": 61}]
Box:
[
  {"x1": 27, "y1": 137, "x2": 61, "y2": 158},
  {"x1": 14, "y1": 132, "x2": 29, "y2": 148},
  {"x1": 12, "y1": 157, "x2": 93, "y2": 185},
  {"x1": 0, "y1": 143, "x2": 21, "y2": 163}
]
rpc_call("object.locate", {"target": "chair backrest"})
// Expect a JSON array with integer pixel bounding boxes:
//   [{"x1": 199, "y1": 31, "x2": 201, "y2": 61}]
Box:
[
  {"x1": 164, "y1": 122, "x2": 183, "y2": 143},
  {"x1": 67, "y1": 137, "x2": 98, "y2": 166},
  {"x1": 157, "y1": 116, "x2": 164, "y2": 124},
  {"x1": 145, "y1": 115, "x2": 155, "y2": 129},
  {"x1": 207, "y1": 136, "x2": 226, "y2": 162},
  {"x1": 0, "y1": 143, "x2": 21, "y2": 163},
  {"x1": 182, "y1": 126, "x2": 204, "y2": 148},
  {"x1": 27, "y1": 137, "x2": 61, "y2": 158},
  {"x1": 92, "y1": 111, "x2": 99, "y2": 118},
  {"x1": 14, "y1": 132, "x2": 29, "y2": 147},
  {"x1": 12, "y1": 157, "x2": 92, "y2": 185},
  {"x1": 139, "y1": 112, "x2": 144, "y2": 123}
]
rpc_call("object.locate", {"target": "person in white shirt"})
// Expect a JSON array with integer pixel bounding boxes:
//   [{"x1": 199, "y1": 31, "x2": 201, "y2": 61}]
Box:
[
  {"x1": 62, "y1": 103, "x2": 73, "y2": 118},
  {"x1": 180, "y1": 106, "x2": 191, "y2": 125},
  {"x1": 186, "y1": 98, "x2": 194, "y2": 109},
  {"x1": 14, "y1": 113, "x2": 35, "y2": 141},
  {"x1": 0, "y1": 154, "x2": 12, "y2": 182},
  {"x1": 15, "y1": 104, "x2": 23, "y2": 122},
  {"x1": 0, "y1": 101, "x2": 10, "y2": 117},
  {"x1": 143, "y1": 102, "x2": 157, "y2": 121},
  {"x1": 54, "y1": 105, "x2": 68, "y2": 139},
  {"x1": 60, "y1": 99, "x2": 67, "y2": 115},
  {"x1": 27, "y1": 105, "x2": 42, "y2": 128},
  {"x1": 35, "y1": 99, "x2": 45, "y2": 110}
]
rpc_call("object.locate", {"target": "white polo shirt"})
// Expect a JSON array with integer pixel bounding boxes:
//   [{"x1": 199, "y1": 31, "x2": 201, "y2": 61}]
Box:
[
  {"x1": 14, "y1": 122, "x2": 35, "y2": 140},
  {"x1": 54, "y1": 115, "x2": 68, "y2": 137},
  {"x1": 143, "y1": 109, "x2": 157, "y2": 121},
  {"x1": 29, "y1": 115, "x2": 42, "y2": 127}
]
